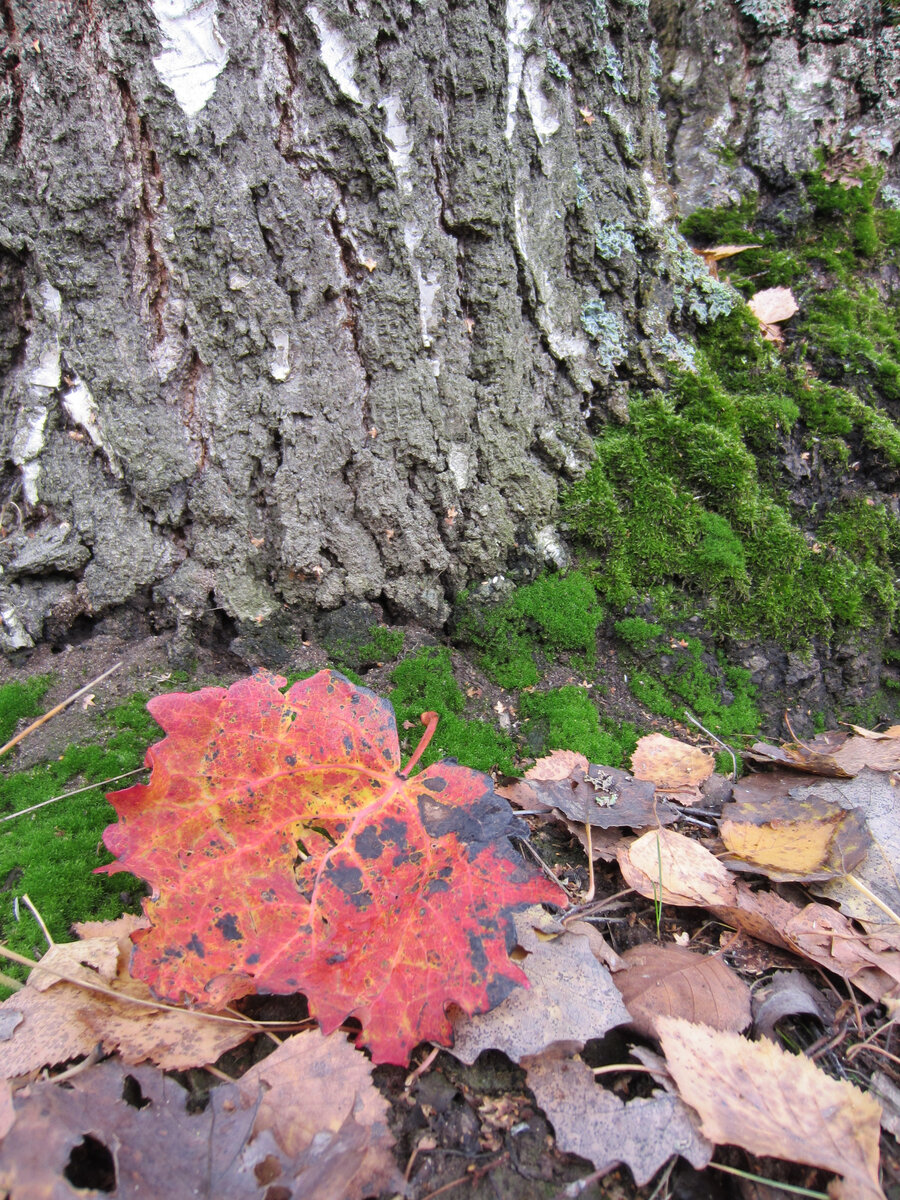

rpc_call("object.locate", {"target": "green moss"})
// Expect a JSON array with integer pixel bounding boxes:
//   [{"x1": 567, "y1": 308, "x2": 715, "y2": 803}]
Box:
[
  {"x1": 457, "y1": 572, "x2": 603, "y2": 689},
  {"x1": 0, "y1": 689, "x2": 161, "y2": 988},
  {"x1": 389, "y1": 648, "x2": 517, "y2": 774},
  {"x1": 0, "y1": 675, "x2": 53, "y2": 746},
  {"x1": 519, "y1": 686, "x2": 637, "y2": 766},
  {"x1": 628, "y1": 636, "x2": 760, "y2": 742},
  {"x1": 614, "y1": 616, "x2": 663, "y2": 652}
]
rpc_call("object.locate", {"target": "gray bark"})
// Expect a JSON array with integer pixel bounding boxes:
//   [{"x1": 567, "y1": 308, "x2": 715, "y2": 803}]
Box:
[{"x1": 0, "y1": 0, "x2": 897, "y2": 652}]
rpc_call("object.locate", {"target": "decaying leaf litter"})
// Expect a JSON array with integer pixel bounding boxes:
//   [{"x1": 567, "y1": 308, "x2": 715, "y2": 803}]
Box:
[{"x1": 1, "y1": 672, "x2": 900, "y2": 1197}]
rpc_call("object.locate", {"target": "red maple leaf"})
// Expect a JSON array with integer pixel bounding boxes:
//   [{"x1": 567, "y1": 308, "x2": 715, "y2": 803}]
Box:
[{"x1": 99, "y1": 670, "x2": 565, "y2": 1064}]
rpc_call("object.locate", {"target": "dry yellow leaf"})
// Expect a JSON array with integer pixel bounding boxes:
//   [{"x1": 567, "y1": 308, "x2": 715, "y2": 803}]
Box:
[
  {"x1": 617, "y1": 828, "x2": 738, "y2": 907},
  {"x1": 718, "y1": 791, "x2": 870, "y2": 882},
  {"x1": 656, "y1": 1017, "x2": 885, "y2": 1200}
]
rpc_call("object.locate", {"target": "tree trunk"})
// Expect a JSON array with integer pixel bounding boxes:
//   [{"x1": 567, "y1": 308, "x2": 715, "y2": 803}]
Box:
[{"x1": 0, "y1": 0, "x2": 897, "y2": 654}]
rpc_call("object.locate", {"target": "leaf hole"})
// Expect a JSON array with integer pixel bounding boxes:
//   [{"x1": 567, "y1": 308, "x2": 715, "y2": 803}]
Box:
[
  {"x1": 64, "y1": 1135, "x2": 116, "y2": 1192},
  {"x1": 264, "y1": 1189, "x2": 292, "y2": 1200},
  {"x1": 122, "y1": 1074, "x2": 152, "y2": 1110}
]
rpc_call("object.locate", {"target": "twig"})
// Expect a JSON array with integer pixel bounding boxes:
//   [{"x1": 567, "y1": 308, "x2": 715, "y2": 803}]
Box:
[
  {"x1": 583, "y1": 823, "x2": 595, "y2": 903},
  {"x1": 514, "y1": 837, "x2": 566, "y2": 890},
  {"x1": 0, "y1": 768, "x2": 146, "y2": 823},
  {"x1": 554, "y1": 1164, "x2": 617, "y2": 1199},
  {"x1": 709, "y1": 1162, "x2": 828, "y2": 1198},
  {"x1": 46, "y1": 1043, "x2": 104, "y2": 1083},
  {"x1": 21, "y1": 894, "x2": 54, "y2": 947},
  {"x1": 683, "y1": 709, "x2": 737, "y2": 780},
  {"x1": 0, "y1": 662, "x2": 123, "y2": 758},
  {"x1": 405, "y1": 1044, "x2": 439, "y2": 1088}
]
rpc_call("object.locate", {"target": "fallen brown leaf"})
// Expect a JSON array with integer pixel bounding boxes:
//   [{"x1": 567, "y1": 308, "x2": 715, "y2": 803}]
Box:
[
  {"x1": 614, "y1": 944, "x2": 751, "y2": 1038},
  {"x1": 744, "y1": 730, "x2": 854, "y2": 777},
  {"x1": 656, "y1": 1017, "x2": 885, "y2": 1200},
  {"x1": 631, "y1": 733, "x2": 715, "y2": 803},
  {"x1": 524, "y1": 1054, "x2": 712, "y2": 1185},
  {"x1": 718, "y1": 790, "x2": 870, "y2": 882},
  {"x1": 748, "y1": 286, "x2": 799, "y2": 344},
  {"x1": 448, "y1": 911, "x2": 630, "y2": 1063},
  {"x1": 617, "y1": 828, "x2": 738, "y2": 907},
  {"x1": 695, "y1": 244, "x2": 762, "y2": 279},
  {"x1": 236, "y1": 1029, "x2": 395, "y2": 1174},
  {"x1": 0, "y1": 1040, "x2": 400, "y2": 1200},
  {"x1": 800, "y1": 770, "x2": 900, "y2": 932}
]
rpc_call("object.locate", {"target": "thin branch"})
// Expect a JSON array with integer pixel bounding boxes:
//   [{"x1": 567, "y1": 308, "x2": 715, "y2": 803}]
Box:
[
  {"x1": 0, "y1": 662, "x2": 123, "y2": 758},
  {"x1": 1, "y1": 768, "x2": 146, "y2": 823},
  {"x1": 683, "y1": 709, "x2": 737, "y2": 780}
]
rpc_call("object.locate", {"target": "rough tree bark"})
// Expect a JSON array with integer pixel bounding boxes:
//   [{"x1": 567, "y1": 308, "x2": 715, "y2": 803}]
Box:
[{"x1": 0, "y1": 0, "x2": 897, "y2": 654}]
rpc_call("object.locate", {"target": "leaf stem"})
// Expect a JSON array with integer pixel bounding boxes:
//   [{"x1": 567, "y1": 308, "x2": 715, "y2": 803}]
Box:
[
  {"x1": 399, "y1": 711, "x2": 439, "y2": 777},
  {"x1": 845, "y1": 874, "x2": 900, "y2": 927}
]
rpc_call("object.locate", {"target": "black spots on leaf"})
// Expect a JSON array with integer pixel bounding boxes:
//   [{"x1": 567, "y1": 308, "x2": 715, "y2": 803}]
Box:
[
  {"x1": 284, "y1": 753, "x2": 297, "y2": 767},
  {"x1": 486, "y1": 972, "x2": 518, "y2": 1008},
  {"x1": 467, "y1": 930, "x2": 489, "y2": 976},
  {"x1": 326, "y1": 952, "x2": 347, "y2": 965},
  {"x1": 426, "y1": 948, "x2": 441, "y2": 967},
  {"x1": 215, "y1": 912, "x2": 243, "y2": 942},
  {"x1": 260, "y1": 888, "x2": 277, "y2": 902},
  {"x1": 380, "y1": 816, "x2": 408, "y2": 849},
  {"x1": 355, "y1": 825, "x2": 384, "y2": 860},
  {"x1": 422, "y1": 776, "x2": 447, "y2": 793},
  {"x1": 327, "y1": 863, "x2": 373, "y2": 909},
  {"x1": 186, "y1": 933, "x2": 205, "y2": 959},
  {"x1": 424, "y1": 877, "x2": 450, "y2": 897},
  {"x1": 381, "y1": 745, "x2": 392, "y2": 762},
  {"x1": 246, "y1": 952, "x2": 260, "y2": 965},
  {"x1": 341, "y1": 734, "x2": 353, "y2": 756},
  {"x1": 162, "y1": 946, "x2": 184, "y2": 960}
]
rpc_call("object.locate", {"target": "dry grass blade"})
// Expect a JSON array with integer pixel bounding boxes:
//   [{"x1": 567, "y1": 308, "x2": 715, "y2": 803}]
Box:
[
  {"x1": 0, "y1": 661, "x2": 122, "y2": 758},
  {"x1": 0, "y1": 768, "x2": 145, "y2": 823}
]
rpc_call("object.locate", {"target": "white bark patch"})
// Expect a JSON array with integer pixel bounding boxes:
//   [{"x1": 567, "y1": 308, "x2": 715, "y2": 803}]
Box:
[
  {"x1": 269, "y1": 329, "x2": 291, "y2": 381},
  {"x1": 29, "y1": 342, "x2": 61, "y2": 390},
  {"x1": 39, "y1": 282, "x2": 61, "y2": 317},
  {"x1": 151, "y1": 0, "x2": 229, "y2": 117},
  {"x1": 415, "y1": 270, "x2": 441, "y2": 348},
  {"x1": 12, "y1": 407, "x2": 48, "y2": 505},
  {"x1": 447, "y1": 445, "x2": 471, "y2": 492},
  {"x1": 643, "y1": 169, "x2": 673, "y2": 226},
  {"x1": 380, "y1": 95, "x2": 413, "y2": 192},
  {"x1": 305, "y1": 6, "x2": 364, "y2": 105},
  {"x1": 523, "y1": 56, "x2": 559, "y2": 143},
  {"x1": 505, "y1": 0, "x2": 536, "y2": 140}
]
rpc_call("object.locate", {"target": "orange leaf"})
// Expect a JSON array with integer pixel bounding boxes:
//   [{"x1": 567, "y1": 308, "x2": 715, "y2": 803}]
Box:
[{"x1": 99, "y1": 671, "x2": 565, "y2": 1064}]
